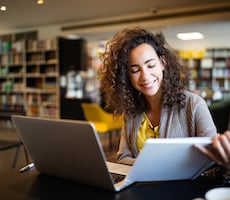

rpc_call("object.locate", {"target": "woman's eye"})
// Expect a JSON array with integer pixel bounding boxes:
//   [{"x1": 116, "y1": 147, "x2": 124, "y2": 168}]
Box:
[
  {"x1": 130, "y1": 67, "x2": 140, "y2": 73},
  {"x1": 148, "y1": 64, "x2": 156, "y2": 68}
]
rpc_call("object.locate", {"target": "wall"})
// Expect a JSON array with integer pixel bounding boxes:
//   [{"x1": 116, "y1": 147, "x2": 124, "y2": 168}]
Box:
[{"x1": 2, "y1": 12, "x2": 230, "y2": 51}]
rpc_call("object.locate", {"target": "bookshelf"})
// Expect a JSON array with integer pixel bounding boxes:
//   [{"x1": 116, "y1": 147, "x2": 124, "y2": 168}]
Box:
[
  {"x1": 180, "y1": 48, "x2": 230, "y2": 103},
  {"x1": 0, "y1": 38, "x2": 59, "y2": 119}
]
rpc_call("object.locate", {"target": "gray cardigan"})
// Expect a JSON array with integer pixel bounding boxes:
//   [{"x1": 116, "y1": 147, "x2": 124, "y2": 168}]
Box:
[{"x1": 117, "y1": 91, "x2": 217, "y2": 165}]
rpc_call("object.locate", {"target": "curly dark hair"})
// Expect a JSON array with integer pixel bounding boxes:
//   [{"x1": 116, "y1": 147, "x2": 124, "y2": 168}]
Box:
[{"x1": 99, "y1": 27, "x2": 188, "y2": 119}]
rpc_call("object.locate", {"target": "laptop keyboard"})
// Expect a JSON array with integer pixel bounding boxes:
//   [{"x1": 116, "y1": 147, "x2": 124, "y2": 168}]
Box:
[{"x1": 110, "y1": 172, "x2": 126, "y2": 183}]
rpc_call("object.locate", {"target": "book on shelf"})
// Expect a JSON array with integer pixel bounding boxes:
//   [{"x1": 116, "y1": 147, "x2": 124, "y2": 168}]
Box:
[{"x1": 201, "y1": 58, "x2": 213, "y2": 69}]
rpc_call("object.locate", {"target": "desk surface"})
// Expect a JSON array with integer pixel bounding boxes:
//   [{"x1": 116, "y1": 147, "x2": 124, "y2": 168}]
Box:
[{"x1": 0, "y1": 168, "x2": 226, "y2": 200}]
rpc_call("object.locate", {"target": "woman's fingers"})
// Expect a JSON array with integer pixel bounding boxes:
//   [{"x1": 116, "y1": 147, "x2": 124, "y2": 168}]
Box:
[
  {"x1": 195, "y1": 131, "x2": 230, "y2": 171},
  {"x1": 194, "y1": 144, "x2": 221, "y2": 164},
  {"x1": 214, "y1": 132, "x2": 230, "y2": 163},
  {"x1": 213, "y1": 138, "x2": 228, "y2": 164}
]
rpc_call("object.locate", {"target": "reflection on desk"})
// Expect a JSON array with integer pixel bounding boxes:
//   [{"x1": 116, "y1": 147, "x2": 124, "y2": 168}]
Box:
[{"x1": 0, "y1": 169, "x2": 226, "y2": 200}]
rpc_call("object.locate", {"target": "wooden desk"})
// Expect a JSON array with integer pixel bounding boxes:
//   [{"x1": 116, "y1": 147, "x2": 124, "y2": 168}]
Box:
[{"x1": 0, "y1": 169, "x2": 226, "y2": 200}]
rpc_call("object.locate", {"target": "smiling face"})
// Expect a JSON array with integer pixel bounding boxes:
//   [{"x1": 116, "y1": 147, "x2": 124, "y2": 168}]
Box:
[{"x1": 128, "y1": 43, "x2": 165, "y2": 98}]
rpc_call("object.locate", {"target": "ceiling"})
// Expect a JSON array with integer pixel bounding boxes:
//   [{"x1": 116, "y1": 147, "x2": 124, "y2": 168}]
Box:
[{"x1": 0, "y1": 0, "x2": 230, "y2": 49}]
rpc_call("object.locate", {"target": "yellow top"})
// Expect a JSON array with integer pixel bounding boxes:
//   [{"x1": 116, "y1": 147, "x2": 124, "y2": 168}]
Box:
[{"x1": 136, "y1": 113, "x2": 160, "y2": 152}]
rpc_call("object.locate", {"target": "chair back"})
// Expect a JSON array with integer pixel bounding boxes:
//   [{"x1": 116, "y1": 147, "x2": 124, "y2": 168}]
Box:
[
  {"x1": 209, "y1": 99, "x2": 230, "y2": 133},
  {"x1": 81, "y1": 103, "x2": 109, "y2": 121},
  {"x1": 81, "y1": 103, "x2": 123, "y2": 132}
]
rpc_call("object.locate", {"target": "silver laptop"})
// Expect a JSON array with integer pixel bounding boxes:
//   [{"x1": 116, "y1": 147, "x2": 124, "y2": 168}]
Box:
[{"x1": 11, "y1": 115, "x2": 214, "y2": 192}]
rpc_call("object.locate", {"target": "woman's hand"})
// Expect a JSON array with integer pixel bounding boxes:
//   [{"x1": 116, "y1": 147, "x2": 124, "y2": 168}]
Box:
[{"x1": 194, "y1": 131, "x2": 230, "y2": 171}]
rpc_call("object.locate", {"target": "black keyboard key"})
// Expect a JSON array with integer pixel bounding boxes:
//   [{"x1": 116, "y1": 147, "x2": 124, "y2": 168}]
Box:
[{"x1": 110, "y1": 172, "x2": 126, "y2": 183}]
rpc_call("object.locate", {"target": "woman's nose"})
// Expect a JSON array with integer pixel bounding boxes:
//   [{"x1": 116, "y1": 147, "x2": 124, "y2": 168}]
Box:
[{"x1": 140, "y1": 68, "x2": 149, "y2": 80}]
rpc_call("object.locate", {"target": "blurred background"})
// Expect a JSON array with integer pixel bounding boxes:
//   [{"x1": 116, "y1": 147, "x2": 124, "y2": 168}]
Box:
[{"x1": 0, "y1": 0, "x2": 229, "y2": 171}]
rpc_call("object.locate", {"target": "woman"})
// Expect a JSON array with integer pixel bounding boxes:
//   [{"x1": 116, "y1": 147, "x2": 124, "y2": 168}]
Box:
[{"x1": 99, "y1": 27, "x2": 217, "y2": 166}]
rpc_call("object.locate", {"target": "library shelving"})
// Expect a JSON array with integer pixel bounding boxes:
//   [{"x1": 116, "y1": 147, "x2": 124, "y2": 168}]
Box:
[
  {"x1": 179, "y1": 48, "x2": 230, "y2": 104},
  {"x1": 0, "y1": 39, "x2": 59, "y2": 119}
]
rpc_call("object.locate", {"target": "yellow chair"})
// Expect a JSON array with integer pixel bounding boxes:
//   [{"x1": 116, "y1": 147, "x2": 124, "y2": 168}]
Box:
[{"x1": 81, "y1": 103, "x2": 123, "y2": 147}]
